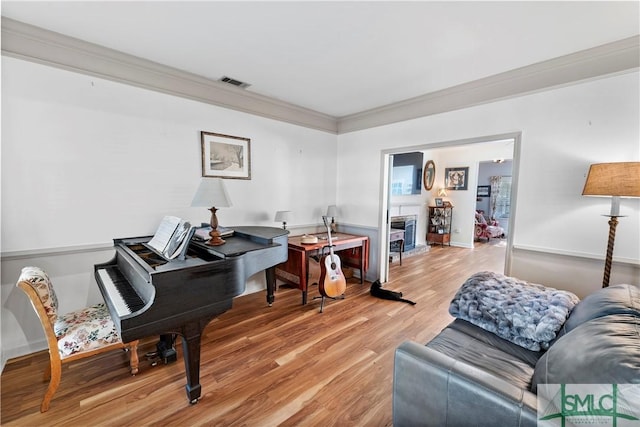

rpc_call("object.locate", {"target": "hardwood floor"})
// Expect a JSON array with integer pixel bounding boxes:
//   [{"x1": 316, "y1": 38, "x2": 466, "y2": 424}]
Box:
[{"x1": 1, "y1": 240, "x2": 505, "y2": 426}]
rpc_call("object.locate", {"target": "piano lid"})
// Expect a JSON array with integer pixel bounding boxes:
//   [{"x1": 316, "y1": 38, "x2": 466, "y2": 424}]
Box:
[{"x1": 191, "y1": 226, "x2": 289, "y2": 257}]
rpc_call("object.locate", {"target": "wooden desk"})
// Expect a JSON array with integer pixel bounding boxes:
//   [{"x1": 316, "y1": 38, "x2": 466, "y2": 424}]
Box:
[{"x1": 275, "y1": 233, "x2": 369, "y2": 305}]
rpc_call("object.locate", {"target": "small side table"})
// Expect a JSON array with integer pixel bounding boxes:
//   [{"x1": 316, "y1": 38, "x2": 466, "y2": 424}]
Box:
[{"x1": 389, "y1": 228, "x2": 405, "y2": 265}]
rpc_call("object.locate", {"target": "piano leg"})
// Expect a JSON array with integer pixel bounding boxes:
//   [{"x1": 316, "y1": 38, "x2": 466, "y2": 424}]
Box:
[
  {"x1": 265, "y1": 266, "x2": 276, "y2": 307},
  {"x1": 179, "y1": 318, "x2": 212, "y2": 404}
]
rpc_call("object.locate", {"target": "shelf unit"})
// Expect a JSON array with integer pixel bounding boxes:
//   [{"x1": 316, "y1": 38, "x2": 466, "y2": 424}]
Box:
[{"x1": 426, "y1": 206, "x2": 453, "y2": 246}]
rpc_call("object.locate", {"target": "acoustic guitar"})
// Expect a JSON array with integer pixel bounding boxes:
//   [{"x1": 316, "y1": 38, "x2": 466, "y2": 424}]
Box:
[{"x1": 318, "y1": 216, "x2": 347, "y2": 302}]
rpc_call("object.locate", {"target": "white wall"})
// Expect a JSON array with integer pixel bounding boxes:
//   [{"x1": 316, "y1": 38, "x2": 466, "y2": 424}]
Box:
[
  {"x1": 336, "y1": 71, "x2": 640, "y2": 294},
  {"x1": 1, "y1": 57, "x2": 337, "y2": 366},
  {"x1": 2, "y1": 56, "x2": 639, "y2": 369},
  {"x1": 1, "y1": 57, "x2": 337, "y2": 252}
]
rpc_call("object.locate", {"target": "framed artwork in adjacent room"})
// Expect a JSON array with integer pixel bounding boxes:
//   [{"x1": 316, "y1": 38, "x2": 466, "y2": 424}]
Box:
[
  {"x1": 201, "y1": 131, "x2": 251, "y2": 179},
  {"x1": 477, "y1": 185, "x2": 491, "y2": 197},
  {"x1": 445, "y1": 167, "x2": 469, "y2": 190},
  {"x1": 435, "y1": 197, "x2": 444, "y2": 207}
]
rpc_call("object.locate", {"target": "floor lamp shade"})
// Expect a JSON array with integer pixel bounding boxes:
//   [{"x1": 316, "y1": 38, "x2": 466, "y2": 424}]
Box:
[
  {"x1": 582, "y1": 162, "x2": 640, "y2": 287},
  {"x1": 582, "y1": 162, "x2": 640, "y2": 215}
]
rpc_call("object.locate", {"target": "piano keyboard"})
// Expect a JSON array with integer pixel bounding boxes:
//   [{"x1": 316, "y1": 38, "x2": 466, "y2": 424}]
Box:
[{"x1": 97, "y1": 267, "x2": 146, "y2": 317}]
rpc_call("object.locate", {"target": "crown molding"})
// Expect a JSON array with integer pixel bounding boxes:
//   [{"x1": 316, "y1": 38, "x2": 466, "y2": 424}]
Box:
[
  {"x1": 2, "y1": 17, "x2": 638, "y2": 135},
  {"x1": 1, "y1": 17, "x2": 338, "y2": 134},
  {"x1": 338, "y1": 35, "x2": 640, "y2": 134}
]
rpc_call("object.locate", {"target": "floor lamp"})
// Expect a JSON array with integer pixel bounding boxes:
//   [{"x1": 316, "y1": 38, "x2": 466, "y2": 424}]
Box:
[{"x1": 582, "y1": 162, "x2": 640, "y2": 287}]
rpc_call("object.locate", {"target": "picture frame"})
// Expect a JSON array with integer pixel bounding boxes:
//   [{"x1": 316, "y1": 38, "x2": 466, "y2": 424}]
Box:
[
  {"x1": 445, "y1": 167, "x2": 469, "y2": 190},
  {"x1": 477, "y1": 185, "x2": 491, "y2": 197},
  {"x1": 201, "y1": 131, "x2": 251, "y2": 179},
  {"x1": 443, "y1": 201, "x2": 453, "y2": 207},
  {"x1": 423, "y1": 160, "x2": 435, "y2": 191},
  {"x1": 435, "y1": 197, "x2": 443, "y2": 207}
]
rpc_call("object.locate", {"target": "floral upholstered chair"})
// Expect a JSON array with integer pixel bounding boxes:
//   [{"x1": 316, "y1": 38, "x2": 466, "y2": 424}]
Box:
[
  {"x1": 474, "y1": 211, "x2": 504, "y2": 241},
  {"x1": 16, "y1": 266, "x2": 139, "y2": 412}
]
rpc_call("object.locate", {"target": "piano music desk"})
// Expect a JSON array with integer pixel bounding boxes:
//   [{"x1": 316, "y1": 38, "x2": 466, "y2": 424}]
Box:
[{"x1": 275, "y1": 233, "x2": 369, "y2": 305}]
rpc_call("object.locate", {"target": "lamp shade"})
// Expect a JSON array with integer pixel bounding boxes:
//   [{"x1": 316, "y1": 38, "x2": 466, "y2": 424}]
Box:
[
  {"x1": 582, "y1": 162, "x2": 640, "y2": 197},
  {"x1": 191, "y1": 178, "x2": 232, "y2": 207},
  {"x1": 326, "y1": 205, "x2": 338, "y2": 217},
  {"x1": 274, "y1": 210, "x2": 292, "y2": 222}
]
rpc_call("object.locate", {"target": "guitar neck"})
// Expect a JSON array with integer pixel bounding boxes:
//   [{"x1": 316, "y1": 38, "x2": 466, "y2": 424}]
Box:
[{"x1": 323, "y1": 216, "x2": 335, "y2": 257}]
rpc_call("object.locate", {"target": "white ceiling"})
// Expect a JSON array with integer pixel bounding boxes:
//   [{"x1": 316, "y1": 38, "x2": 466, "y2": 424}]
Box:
[{"x1": 2, "y1": 1, "x2": 639, "y2": 118}]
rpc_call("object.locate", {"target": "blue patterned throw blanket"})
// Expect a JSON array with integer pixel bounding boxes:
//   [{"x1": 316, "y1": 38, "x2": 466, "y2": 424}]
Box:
[{"x1": 449, "y1": 271, "x2": 580, "y2": 351}]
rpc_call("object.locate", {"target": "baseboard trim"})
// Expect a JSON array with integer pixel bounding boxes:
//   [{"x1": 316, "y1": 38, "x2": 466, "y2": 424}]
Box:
[{"x1": 1, "y1": 339, "x2": 47, "y2": 374}]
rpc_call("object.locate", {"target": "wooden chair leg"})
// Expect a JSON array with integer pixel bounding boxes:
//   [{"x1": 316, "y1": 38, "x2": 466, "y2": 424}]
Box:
[
  {"x1": 127, "y1": 341, "x2": 139, "y2": 375},
  {"x1": 41, "y1": 358, "x2": 62, "y2": 412},
  {"x1": 43, "y1": 360, "x2": 52, "y2": 381}
]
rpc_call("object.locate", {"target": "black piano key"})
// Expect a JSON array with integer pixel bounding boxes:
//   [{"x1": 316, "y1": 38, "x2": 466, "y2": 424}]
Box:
[{"x1": 105, "y1": 268, "x2": 146, "y2": 312}]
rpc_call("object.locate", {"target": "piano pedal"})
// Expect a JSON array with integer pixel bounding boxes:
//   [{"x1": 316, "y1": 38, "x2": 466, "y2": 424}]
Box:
[
  {"x1": 145, "y1": 351, "x2": 160, "y2": 367},
  {"x1": 145, "y1": 347, "x2": 177, "y2": 366}
]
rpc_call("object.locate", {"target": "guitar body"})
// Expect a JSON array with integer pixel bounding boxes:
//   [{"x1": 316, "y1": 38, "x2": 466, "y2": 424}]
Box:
[{"x1": 318, "y1": 253, "x2": 347, "y2": 298}]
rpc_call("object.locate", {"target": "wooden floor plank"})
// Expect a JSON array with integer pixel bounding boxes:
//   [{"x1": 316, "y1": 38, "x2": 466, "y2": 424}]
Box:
[{"x1": 1, "y1": 240, "x2": 505, "y2": 426}]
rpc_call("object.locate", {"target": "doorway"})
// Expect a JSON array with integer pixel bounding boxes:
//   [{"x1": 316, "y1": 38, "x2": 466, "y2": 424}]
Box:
[
  {"x1": 379, "y1": 132, "x2": 521, "y2": 283},
  {"x1": 475, "y1": 160, "x2": 513, "y2": 241}
]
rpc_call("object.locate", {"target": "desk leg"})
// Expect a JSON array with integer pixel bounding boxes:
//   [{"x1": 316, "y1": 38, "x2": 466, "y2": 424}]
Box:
[
  {"x1": 400, "y1": 239, "x2": 404, "y2": 266},
  {"x1": 359, "y1": 245, "x2": 365, "y2": 284},
  {"x1": 302, "y1": 253, "x2": 309, "y2": 305}
]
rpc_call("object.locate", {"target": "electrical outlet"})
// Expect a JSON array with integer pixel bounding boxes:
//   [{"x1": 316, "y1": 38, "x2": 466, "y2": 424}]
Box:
[{"x1": 454, "y1": 228, "x2": 461, "y2": 233}]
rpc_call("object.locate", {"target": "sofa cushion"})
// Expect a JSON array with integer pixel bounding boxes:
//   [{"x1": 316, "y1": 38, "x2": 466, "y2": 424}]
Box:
[
  {"x1": 531, "y1": 313, "x2": 640, "y2": 393},
  {"x1": 449, "y1": 271, "x2": 579, "y2": 351},
  {"x1": 427, "y1": 320, "x2": 538, "y2": 390},
  {"x1": 555, "y1": 284, "x2": 639, "y2": 341},
  {"x1": 448, "y1": 319, "x2": 543, "y2": 367}
]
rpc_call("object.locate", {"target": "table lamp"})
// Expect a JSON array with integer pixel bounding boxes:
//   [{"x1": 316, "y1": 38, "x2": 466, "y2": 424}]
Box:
[
  {"x1": 326, "y1": 205, "x2": 338, "y2": 232},
  {"x1": 582, "y1": 162, "x2": 640, "y2": 287},
  {"x1": 274, "y1": 210, "x2": 292, "y2": 229},
  {"x1": 191, "y1": 178, "x2": 232, "y2": 246}
]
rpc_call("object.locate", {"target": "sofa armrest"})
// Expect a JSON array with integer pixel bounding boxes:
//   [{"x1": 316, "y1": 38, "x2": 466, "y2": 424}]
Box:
[{"x1": 393, "y1": 341, "x2": 538, "y2": 427}]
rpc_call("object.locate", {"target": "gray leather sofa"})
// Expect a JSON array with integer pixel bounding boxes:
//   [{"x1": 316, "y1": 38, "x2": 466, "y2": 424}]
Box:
[{"x1": 393, "y1": 284, "x2": 639, "y2": 427}]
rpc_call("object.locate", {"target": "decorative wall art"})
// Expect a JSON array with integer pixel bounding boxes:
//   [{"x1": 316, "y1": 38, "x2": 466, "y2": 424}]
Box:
[
  {"x1": 423, "y1": 160, "x2": 436, "y2": 190},
  {"x1": 445, "y1": 167, "x2": 469, "y2": 190},
  {"x1": 477, "y1": 185, "x2": 491, "y2": 197},
  {"x1": 201, "y1": 131, "x2": 251, "y2": 179}
]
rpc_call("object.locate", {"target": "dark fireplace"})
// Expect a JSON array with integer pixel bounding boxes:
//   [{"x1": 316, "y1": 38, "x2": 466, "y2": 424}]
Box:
[{"x1": 390, "y1": 215, "x2": 416, "y2": 252}]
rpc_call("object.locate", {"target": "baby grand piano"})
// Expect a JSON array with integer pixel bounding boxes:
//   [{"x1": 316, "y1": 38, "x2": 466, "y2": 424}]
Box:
[{"x1": 94, "y1": 226, "x2": 288, "y2": 404}]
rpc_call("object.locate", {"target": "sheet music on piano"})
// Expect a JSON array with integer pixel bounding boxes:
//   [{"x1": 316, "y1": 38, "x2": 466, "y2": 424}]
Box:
[{"x1": 147, "y1": 215, "x2": 196, "y2": 260}]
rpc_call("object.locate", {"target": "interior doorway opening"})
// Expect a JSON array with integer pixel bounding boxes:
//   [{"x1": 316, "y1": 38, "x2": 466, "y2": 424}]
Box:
[
  {"x1": 474, "y1": 160, "x2": 513, "y2": 243},
  {"x1": 379, "y1": 133, "x2": 521, "y2": 283}
]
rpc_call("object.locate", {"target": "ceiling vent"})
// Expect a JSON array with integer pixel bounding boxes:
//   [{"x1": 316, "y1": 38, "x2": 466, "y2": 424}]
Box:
[{"x1": 219, "y1": 76, "x2": 251, "y2": 89}]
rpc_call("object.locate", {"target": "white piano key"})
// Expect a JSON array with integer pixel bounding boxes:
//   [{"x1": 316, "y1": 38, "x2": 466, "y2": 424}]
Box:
[{"x1": 97, "y1": 268, "x2": 132, "y2": 317}]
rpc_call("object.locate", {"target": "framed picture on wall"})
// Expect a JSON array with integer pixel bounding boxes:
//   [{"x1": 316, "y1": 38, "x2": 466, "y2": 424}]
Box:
[
  {"x1": 477, "y1": 185, "x2": 491, "y2": 197},
  {"x1": 201, "y1": 131, "x2": 251, "y2": 179},
  {"x1": 445, "y1": 167, "x2": 469, "y2": 190}
]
